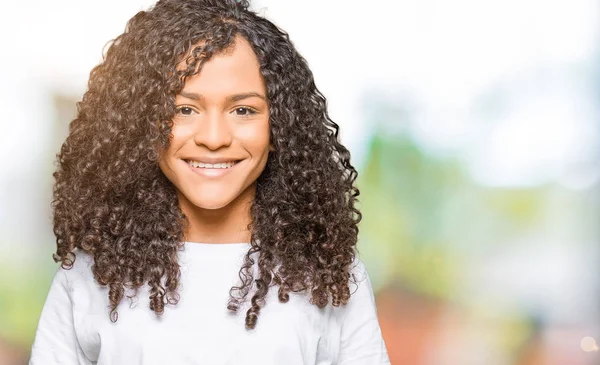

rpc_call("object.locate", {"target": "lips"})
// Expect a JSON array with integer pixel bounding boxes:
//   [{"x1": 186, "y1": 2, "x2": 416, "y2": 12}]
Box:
[{"x1": 183, "y1": 158, "x2": 242, "y2": 178}]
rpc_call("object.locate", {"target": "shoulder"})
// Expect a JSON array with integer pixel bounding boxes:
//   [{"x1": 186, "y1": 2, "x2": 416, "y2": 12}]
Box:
[
  {"x1": 59, "y1": 248, "x2": 96, "y2": 286},
  {"x1": 335, "y1": 255, "x2": 381, "y2": 326},
  {"x1": 338, "y1": 256, "x2": 390, "y2": 363},
  {"x1": 55, "y1": 248, "x2": 112, "y2": 310},
  {"x1": 40, "y1": 250, "x2": 93, "y2": 304}
]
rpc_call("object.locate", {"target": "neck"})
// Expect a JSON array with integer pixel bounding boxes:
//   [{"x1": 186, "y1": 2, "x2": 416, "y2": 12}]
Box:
[{"x1": 179, "y1": 184, "x2": 255, "y2": 244}]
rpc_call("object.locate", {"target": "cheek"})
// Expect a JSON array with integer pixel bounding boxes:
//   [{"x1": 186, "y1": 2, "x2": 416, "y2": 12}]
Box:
[
  {"x1": 238, "y1": 121, "x2": 271, "y2": 154},
  {"x1": 157, "y1": 128, "x2": 188, "y2": 175},
  {"x1": 158, "y1": 150, "x2": 175, "y2": 178},
  {"x1": 163, "y1": 125, "x2": 193, "y2": 160},
  {"x1": 170, "y1": 123, "x2": 195, "y2": 144}
]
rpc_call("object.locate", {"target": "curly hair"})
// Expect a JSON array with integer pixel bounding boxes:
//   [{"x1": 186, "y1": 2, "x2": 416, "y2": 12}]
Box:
[{"x1": 52, "y1": 0, "x2": 362, "y2": 330}]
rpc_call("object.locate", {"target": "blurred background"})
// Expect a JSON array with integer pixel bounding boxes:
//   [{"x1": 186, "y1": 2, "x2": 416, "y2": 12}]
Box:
[{"x1": 0, "y1": 0, "x2": 598, "y2": 364}]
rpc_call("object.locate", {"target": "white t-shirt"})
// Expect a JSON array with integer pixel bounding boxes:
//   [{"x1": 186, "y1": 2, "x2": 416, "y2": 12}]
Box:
[{"x1": 29, "y1": 242, "x2": 391, "y2": 365}]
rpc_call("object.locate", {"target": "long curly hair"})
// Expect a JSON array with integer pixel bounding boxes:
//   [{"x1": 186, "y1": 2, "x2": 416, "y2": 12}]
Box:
[{"x1": 52, "y1": 0, "x2": 361, "y2": 330}]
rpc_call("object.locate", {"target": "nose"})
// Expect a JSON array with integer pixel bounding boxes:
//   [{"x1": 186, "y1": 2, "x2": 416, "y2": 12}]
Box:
[{"x1": 193, "y1": 111, "x2": 233, "y2": 150}]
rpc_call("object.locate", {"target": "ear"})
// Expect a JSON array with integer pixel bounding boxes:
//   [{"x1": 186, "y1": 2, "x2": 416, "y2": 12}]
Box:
[{"x1": 269, "y1": 143, "x2": 275, "y2": 152}]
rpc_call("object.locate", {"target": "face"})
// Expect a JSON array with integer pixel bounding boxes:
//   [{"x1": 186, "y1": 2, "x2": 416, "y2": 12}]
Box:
[{"x1": 158, "y1": 35, "x2": 272, "y2": 215}]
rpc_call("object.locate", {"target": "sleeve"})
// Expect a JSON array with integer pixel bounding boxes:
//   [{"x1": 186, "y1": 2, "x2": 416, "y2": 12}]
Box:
[
  {"x1": 338, "y1": 258, "x2": 391, "y2": 365},
  {"x1": 28, "y1": 266, "x2": 91, "y2": 365}
]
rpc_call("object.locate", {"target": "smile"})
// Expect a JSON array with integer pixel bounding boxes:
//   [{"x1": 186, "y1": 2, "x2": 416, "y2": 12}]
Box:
[
  {"x1": 186, "y1": 160, "x2": 239, "y2": 169},
  {"x1": 184, "y1": 159, "x2": 241, "y2": 178}
]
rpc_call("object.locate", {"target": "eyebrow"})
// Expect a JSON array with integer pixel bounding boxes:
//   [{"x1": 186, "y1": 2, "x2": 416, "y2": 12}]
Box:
[{"x1": 179, "y1": 91, "x2": 266, "y2": 103}]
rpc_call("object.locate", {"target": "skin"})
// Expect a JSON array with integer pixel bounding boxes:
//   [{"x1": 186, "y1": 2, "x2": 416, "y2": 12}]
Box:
[{"x1": 158, "y1": 35, "x2": 273, "y2": 244}]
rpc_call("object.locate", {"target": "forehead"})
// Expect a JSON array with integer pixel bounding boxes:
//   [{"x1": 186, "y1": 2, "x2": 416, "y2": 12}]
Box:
[{"x1": 176, "y1": 35, "x2": 265, "y2": 95}]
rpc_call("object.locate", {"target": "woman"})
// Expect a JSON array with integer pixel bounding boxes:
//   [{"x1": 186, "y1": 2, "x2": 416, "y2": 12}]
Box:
[{"x1": 29, "y1": 0, "x2": 390, "y2": 364}]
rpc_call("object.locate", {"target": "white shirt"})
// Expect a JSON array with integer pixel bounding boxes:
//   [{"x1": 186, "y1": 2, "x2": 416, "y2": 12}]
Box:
[{"x1": 29, "y1": 242, "x2": 391, "y2": 364}]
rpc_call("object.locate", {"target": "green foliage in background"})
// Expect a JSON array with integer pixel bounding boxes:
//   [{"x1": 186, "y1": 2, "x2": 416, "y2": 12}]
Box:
[
  {"x1": 0, "y1": 246, "x2": 56, "y2": 348},
  {"x1": 356, "y1": 127, "x2": 547, "y2": 300},
  {"x1": 357, "y1": 130, "x2": 465, "y2": 297}
]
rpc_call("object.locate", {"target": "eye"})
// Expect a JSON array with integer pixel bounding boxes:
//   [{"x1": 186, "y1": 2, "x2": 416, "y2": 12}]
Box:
[
  {"x1": 232, "y1": 106, "x2": 258, "y2": 117},
  {"x1": 175, "y1": 106, "x2": 196, "y2": 116}
]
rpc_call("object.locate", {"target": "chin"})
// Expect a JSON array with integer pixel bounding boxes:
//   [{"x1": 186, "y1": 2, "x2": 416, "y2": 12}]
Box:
[
  {"x1": 177, "y1": 183, "x2": 255, "y2": 211},
  {"x1": 188, "y1": 197, "x2": 234, "y2": 210}
]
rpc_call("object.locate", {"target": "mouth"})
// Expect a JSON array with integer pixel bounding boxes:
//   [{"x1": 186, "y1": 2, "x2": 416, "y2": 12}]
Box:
[
  {"x1": 182, "y1": 159, "x2": 243, "y2": 178},
  {"x1": 183, "y1": 159, "x2": 242, "y2": 169}
]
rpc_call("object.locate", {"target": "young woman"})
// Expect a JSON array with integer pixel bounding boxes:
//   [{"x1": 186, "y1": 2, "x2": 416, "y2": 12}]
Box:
[{"x1": 29, "y1": 0, "x2": 390, "y2": 364}]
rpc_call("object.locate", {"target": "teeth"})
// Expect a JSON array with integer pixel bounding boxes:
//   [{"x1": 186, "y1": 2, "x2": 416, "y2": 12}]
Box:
[{"x1": 187, "y1": 160, "x2": 238, "y2": 169}]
